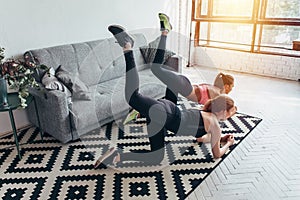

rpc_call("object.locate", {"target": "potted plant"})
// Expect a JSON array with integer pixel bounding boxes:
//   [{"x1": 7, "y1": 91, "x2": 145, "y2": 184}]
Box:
[
  {"x1": 0, "y1": 47, "x2": 8, "y2": 108},
  {"x1": 0, "y1": 47, "x2": 48, "y2": 108}
]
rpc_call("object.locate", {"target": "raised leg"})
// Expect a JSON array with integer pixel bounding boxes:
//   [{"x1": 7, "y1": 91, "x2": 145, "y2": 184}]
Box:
[{"x1": 150, "y1": 14, "x2": 193, "y2": 98}]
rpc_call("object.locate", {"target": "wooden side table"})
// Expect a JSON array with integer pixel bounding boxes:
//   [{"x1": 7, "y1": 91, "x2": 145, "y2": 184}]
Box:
[{"x1": 0, "y1": 92, "x2": 44, "y2": 159}]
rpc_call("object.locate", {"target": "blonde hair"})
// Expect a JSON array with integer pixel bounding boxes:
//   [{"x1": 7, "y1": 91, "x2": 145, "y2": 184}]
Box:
[
  {"x1": 213, "y1": 73, "x2": 234, "y2": 89},
  {"x1": 203, "y1": 95, "x2": 234, "y2": 114}
]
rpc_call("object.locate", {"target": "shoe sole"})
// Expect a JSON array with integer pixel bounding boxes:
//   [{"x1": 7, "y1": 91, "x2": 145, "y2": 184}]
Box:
[
  {"x1": 108, "y1": 25, "x2": 126, "y2": 35},
  {"x1": 108, "y1": 25, "x2": 135, "y2": 47},
  {"x1": 94, "y1": 147, "x2": 115, "y2": 169}
]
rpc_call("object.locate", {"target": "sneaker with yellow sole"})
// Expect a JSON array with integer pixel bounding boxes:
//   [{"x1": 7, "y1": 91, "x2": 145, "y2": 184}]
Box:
[{"x1": 123, "y1": 109, "x2": 140, "y2": 125}]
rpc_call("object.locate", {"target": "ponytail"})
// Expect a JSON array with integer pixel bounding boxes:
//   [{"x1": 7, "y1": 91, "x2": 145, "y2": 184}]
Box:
[
  {"x1": 203, "y1": 94, "x2": 234, "y2": 113},
  {"x1": 213, "y1": 73, "x2": 234, "y2": 89}
]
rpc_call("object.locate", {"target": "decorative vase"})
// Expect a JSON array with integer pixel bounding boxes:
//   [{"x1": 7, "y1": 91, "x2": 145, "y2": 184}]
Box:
[{"x1": 0, "y1": 77, "x2": 8, "y2": 108}]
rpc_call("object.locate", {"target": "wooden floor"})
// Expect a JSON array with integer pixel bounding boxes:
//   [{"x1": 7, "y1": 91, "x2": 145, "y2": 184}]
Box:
[{"x1": 183, "y1": 66, "x2": 300, "y2": 200}]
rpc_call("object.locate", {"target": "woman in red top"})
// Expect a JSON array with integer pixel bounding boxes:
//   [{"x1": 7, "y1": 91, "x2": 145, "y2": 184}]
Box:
[
  {"x1": 162, "y1": 73, "x2": 235, "y2": 144},
  {"x1": 165, "y1": 73, "x2": 234, "y2": 105}
]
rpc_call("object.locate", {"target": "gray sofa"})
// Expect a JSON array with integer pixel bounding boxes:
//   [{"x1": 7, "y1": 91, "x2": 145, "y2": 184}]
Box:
[{"x1": 24, "y1": 33, "x2": 179, "y2": 143}]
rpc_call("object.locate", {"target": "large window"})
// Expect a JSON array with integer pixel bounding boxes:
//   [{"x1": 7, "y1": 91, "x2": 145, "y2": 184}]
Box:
[{"x1": 192, "y1": 0, "x2": 300, "y2": 57}]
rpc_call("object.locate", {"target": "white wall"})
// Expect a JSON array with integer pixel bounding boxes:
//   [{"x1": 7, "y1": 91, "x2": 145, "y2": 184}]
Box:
[
  {"x1": 0, "y1": 0, "x2": 179, "y2": 58},
  {"x1": 0, "y1": 0, "x2": 190, "y2": 134},
  {"x1": 191, "y1": 47, "x2": 300, "y2": 81}
]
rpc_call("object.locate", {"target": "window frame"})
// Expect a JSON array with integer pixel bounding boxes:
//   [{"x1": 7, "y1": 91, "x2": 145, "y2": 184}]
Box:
[{"x1": 192, "y1": 0, "x2": 300, "y2": 57}]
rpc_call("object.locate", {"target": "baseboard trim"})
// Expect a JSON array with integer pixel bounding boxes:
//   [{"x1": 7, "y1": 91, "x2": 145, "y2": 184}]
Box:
[{"x1": 0, "y1": 124, "x2": 33, "y2": 139}]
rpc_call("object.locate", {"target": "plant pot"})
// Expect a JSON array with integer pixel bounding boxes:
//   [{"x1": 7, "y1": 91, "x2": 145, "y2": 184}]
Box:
[{"x1": 0, "y1": 77, "x2": 8, "y2": 108}]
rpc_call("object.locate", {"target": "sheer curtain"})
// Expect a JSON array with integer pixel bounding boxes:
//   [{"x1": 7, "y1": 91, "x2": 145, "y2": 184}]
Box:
[{"x1": 165, "y1": 0, "x2": 193, "y2": 68}]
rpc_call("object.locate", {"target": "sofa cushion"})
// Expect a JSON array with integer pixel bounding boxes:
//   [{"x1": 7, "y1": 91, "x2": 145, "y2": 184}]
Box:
[
  {"x1": 140, "y1": 36, "x2": 175, "y2": 64},
  {"x1": 97, "y1": 34, "x2": 148, "y2": 84},
  {"x1": 56, "y1": 65, "x2": 92, "y2": 100},
  {"x1": 75, "y1": 38, "x2": 113, "y2": 86},
  {"x1": 70, "y1": 68, "x2": 167, "y2": 131}
]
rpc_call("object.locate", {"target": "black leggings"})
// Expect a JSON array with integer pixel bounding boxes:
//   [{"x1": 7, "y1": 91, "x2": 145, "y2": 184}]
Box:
[
  {"x1": 150, "y1": 36, "x2": 193, "y2": 104},
  {"x1": 121, "y1": 35, "x2": 193, "y2": 165}
]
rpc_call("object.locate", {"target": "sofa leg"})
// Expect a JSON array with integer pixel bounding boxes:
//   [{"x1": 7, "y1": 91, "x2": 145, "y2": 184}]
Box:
[{"x1": 68, "y1": 111, "x2": 74, "y2": 141}]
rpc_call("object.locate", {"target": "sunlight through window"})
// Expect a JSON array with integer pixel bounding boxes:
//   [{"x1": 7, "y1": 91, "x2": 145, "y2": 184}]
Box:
[{"x1": 192, "y1": 0, "x2": 300, "y2": 57}]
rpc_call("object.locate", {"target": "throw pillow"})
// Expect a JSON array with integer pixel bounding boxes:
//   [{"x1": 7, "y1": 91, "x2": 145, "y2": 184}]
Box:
[
  {"x1": 140, "y1": 36, "x2": 175, "y2": 64},
  {"x1": 42, "y1": 67, "x2": 63, "y2": 90},
  {"x1": 42, "y1": 67, "x2": 65, "y2": 90},
  {"x1": 41, "y1": 67, "x2": 72, "y2": 100},
  {"x1": 55, "y1": 65, "x2": 92, "y2": 100}
]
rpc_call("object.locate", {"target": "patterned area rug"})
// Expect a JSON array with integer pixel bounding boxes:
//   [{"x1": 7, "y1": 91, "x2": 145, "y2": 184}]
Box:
[{"x1": 0, "y1": 97, "x2": 262, "y2": 200}]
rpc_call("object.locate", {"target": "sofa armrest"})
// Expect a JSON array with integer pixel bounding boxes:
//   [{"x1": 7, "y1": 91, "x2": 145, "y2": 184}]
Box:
[
  {"x1": 164, "y1": 56, "x2": 181, "y2": 73},
  {"x1": 27, "y1": 86, "x2": 73, "y2": 143},
  {"x1": 29, "y1": 87, "x2": 68, "y2": 104}
]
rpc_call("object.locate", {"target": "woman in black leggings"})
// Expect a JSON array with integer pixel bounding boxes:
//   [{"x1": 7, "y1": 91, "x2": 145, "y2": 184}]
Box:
[{"x1": 94, "y1": 13, "x2": 236, "y2": 168}]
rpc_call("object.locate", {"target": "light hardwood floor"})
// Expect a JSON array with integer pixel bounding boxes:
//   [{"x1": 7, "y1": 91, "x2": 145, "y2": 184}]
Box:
[{"x1": 183, "y1": 66, "x2": 300, "y2": 200}]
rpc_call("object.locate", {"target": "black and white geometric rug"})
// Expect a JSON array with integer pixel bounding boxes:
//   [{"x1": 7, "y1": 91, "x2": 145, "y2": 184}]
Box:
[{"x1": 0, "y1": 97, "x2": 262, "y2": 200}]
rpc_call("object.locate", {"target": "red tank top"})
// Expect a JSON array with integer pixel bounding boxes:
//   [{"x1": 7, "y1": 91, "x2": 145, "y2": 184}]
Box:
[{"x1": 193, "y1": 84, "x2": 210, "y2": 105}]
